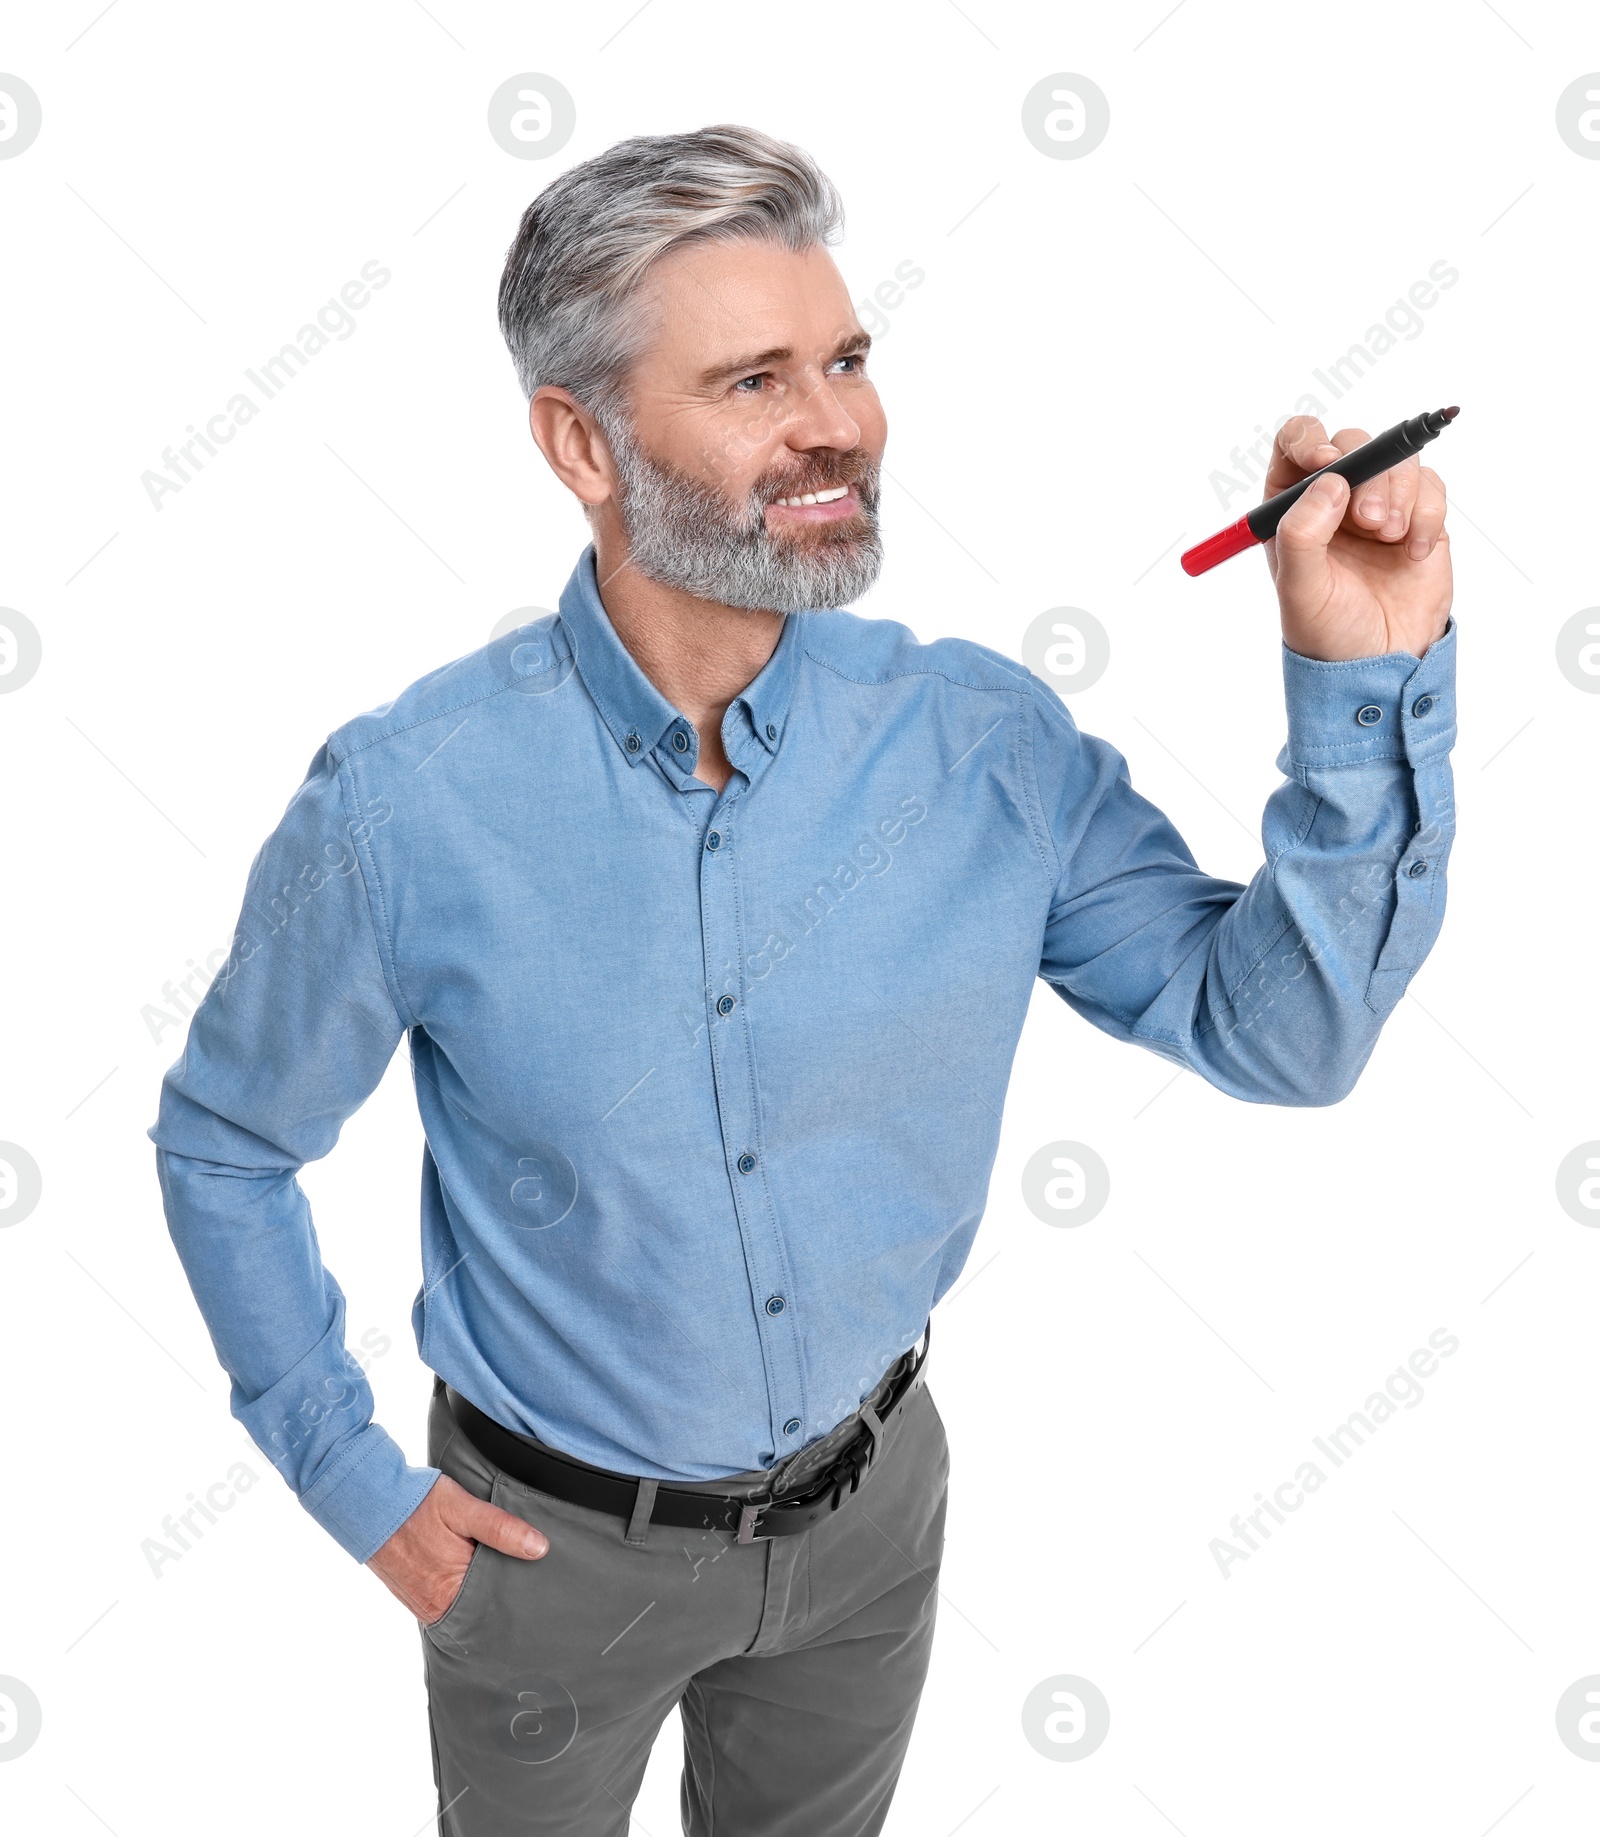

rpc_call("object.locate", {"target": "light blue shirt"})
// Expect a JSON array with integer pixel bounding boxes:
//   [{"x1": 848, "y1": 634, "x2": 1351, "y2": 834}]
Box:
[{"x1": 150, "y1": 546, "x2": 1457, "y2": 1561}]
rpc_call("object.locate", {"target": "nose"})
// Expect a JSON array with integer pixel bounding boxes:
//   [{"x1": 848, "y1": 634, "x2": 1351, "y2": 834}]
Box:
[{"x1": 779, "y1": 361, "x2": 860, "y2": 453}]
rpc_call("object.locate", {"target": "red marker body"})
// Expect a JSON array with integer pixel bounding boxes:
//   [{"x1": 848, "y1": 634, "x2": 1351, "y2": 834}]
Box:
[
  {"x1": 1180, "y1": 406, "x2": 1459, "y2": 577},
  {"x1": 1179, "y1": 517, "x2": 1258, "y2": 576}
]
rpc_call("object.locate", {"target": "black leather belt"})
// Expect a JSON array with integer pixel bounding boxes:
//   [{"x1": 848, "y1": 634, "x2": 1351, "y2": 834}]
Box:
[{"x1": 443, "y1": 1319, "x2": 931, "y2": 1544}]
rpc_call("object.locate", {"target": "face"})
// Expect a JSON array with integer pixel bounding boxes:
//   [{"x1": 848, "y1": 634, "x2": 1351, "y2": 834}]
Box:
[{"x1": 600, "y1": 238, "x2": 889, "y2": 612}]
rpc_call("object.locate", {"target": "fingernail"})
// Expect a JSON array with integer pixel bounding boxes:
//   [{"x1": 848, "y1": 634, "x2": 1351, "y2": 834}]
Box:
[
  {"x1": 524, "y1": 1532, "x2": 545, "y2": 1556},
  {"x1": 1315, "y1": 475, "x2": 1345, "y2": 504},
  {"x1": 1407, "y1": 535, "x2": 1429, "y2": 559},
  {"x1": 1359, "y1": 496, "x2": 1384, "y2": 522}
]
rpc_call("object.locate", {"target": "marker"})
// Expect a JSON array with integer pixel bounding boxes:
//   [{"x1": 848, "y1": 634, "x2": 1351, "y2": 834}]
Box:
[{"x1": 1180, "y1": 406, "x2": 1460, "y2": 576}]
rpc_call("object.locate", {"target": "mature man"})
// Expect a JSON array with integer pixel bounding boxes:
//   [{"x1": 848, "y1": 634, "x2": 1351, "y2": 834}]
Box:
[{"x1": 151, "y1": 125, "x2": 1457, "y2": 1834}]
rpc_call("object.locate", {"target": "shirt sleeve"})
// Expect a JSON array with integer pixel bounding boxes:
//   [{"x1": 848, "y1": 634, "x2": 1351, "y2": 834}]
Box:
[
  {"x1": 148, "y1": 742, "x2": 440, "y2": 1562},
  {"x1": 1032, "y1": 620, "x2": 1457, "y2": 1105}
]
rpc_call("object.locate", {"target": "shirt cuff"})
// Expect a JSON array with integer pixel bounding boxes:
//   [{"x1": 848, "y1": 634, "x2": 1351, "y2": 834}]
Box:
[
  {"x1": 298, "y1": 1421, "x2": 441, "y2": 1563},
  {"x1": 1279, "y1": 617, "x2": 1457, "y2": 776}
]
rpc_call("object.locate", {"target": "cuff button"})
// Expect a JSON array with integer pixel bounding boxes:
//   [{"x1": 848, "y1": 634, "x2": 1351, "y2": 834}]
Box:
[
  {"x1": 1355, "y1": 704, "x2": 1384, "y2": 727},
  {"x1": 1412, "y1": 695, "x2": 1436, "y2": 718}
]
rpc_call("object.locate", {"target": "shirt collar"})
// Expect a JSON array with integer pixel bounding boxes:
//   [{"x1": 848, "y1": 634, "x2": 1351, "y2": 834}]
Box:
[
  {"x1": 557, "y1": 545, "x2": 680, "y2": 764},
  {"x1": 557, "y1": 544, "x2": 803, "y2": 769},
  {"x1": 731, "y1": 603, "x2": 801, "y2": 758}
]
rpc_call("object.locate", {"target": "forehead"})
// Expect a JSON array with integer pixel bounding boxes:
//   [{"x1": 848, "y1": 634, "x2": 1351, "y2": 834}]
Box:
[{"x1": 635, "y1": 238, "x2": 862, "y2": 379}]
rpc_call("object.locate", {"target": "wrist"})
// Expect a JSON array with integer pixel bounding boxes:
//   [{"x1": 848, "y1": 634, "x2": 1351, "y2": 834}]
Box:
[{"x1": 1279, "y1": 620, "x2": 1458, "y2": 774}]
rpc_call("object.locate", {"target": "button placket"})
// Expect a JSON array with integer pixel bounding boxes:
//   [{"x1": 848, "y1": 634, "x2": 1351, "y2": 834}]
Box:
[{"x1": 695, "y1": 797, "x2": 804, "y2": 1451}]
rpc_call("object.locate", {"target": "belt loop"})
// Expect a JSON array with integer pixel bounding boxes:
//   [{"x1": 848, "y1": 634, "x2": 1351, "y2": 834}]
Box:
[
  {"x1": 624, "y1": 1477, "x2": 658, "y2": 1547},
  {"x1": 858, "y1": 1402, "x2": 885, "y2": 1469}
]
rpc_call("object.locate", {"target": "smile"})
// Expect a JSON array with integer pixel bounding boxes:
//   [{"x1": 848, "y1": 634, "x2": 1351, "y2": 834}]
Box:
[{"x1": 766, "y1": 484, "x2": 857, "y2": 522}]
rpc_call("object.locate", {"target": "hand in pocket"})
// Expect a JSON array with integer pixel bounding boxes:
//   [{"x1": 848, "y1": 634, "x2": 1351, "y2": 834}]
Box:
[{"x1": 367, "y1": 1473, "x2": 549, "y2": 1624}]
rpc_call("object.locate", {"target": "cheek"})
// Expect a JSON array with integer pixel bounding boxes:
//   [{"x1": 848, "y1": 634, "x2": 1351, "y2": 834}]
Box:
[{"x1": 693, "y1": 403, "x2": 791, "y2": 489}]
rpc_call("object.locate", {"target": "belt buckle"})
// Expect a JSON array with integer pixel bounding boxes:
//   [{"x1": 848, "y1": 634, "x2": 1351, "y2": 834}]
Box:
[{"x1": 735, "y1": 1494, "x2": 774, "y2": 1544}]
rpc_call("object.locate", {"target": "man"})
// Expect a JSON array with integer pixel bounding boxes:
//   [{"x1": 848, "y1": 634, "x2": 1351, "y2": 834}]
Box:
[{"x1": 150, "y1": 124, "x2": 1457, "y2": 1834}]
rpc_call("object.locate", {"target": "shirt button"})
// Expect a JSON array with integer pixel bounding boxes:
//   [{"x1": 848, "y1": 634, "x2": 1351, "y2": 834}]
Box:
[
  {"x1": 1355, "y1": 705, "x2": 1384, "y2": 727},
  {"x1": 764, "y1": 1294, "x2": 785, "y2": 1315},
  {"x1": 737, "y1": 1152, "x2": 757, "y2": 1174},
  {"x1": 766, "y1": 723, "x2": 777, "y2": 741},
  {"x1": 1407, "y1": 859, "x2": 1429, "y2": 877},
  {"x1": 783, "y1": 1416, "x2": 801, "y2": 1436},
  {"x1": 716, "y1": 994, "x2": 736, "y2": 1016},
  {"x1": 705, "y1": 830, "x2": 722, "y2": 851},
  {"x1": 1412, "y1": 695, "x2": 1435, "y2": 718},
  {"x1": 672, "y1": 730, "x2": 691, "y2": 753},
  {"x1": 625, "y1": 731, "x2": 642, "y2": 753}
]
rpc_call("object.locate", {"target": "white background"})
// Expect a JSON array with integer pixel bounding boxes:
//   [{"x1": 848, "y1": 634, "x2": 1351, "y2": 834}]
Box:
[{"x1": 1, "y1": 1, "x2": 1595, "y2": 1831}]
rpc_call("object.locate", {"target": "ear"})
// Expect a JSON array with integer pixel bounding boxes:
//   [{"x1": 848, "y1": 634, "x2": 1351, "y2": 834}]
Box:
[{"x1": 529, "y1": 386, "x2": 616, "y2": 508}]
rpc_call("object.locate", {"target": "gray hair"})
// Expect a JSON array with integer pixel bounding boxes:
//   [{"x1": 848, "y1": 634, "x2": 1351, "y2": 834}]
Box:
[{"x1": 496, "y1": 124, "x2": 845, "y2": 431}]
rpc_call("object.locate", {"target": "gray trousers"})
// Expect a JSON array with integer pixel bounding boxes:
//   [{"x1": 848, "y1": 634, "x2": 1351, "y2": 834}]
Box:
[{"x1": 418, "y1": 1356, "x2": 950, "y2": 1835}]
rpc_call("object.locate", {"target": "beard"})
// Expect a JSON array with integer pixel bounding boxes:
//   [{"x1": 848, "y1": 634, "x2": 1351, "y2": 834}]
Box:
[{"x1": 600, "y1": 412, "x2": 885, "y2": 614}]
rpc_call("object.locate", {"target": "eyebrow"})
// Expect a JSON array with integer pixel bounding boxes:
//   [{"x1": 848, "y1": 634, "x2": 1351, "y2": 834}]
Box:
[{"x1": 697, "y1": 330, "x2": 872, "y2": 390}]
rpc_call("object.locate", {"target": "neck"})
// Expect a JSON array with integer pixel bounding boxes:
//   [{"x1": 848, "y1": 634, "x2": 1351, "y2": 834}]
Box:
[{"x1": 591, "y1": 528, "x2": 784, "y2": 792}]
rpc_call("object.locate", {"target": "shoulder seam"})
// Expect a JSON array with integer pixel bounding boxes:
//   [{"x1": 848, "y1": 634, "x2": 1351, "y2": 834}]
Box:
[
  {"x1": 799, "y1": 641, "x2": 1028, "y2": 697},
  {"x1": 1019, "y1": 694, "x2": 1060, "y2": 882},
  {"x1": 328, "y1": 677, "x2": 517, "y2": 765}
]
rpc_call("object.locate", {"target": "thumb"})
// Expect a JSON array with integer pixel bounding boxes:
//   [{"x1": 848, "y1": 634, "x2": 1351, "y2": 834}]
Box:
[
  {"x1": 446, "y1": 1489, "x2": 549, "y2": 1560},
  {"x1": 1271, "y1": 471, "x2": 1348, "y2": 609}
]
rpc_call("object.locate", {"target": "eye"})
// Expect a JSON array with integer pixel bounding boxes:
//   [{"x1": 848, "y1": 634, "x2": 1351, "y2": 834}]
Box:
[
  {"x1": 831, "y1": 352, "x2": 866, "y2": 374},
  {"x1": 733, "y1": 373, "x2": 767, "y2": 394}
]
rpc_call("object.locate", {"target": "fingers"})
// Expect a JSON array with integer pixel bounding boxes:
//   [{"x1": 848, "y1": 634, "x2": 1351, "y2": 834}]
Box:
[
  {"x1": 1404, "y1": 465, "x2": 1447, "y2": 560},
  {"x1": 445, "y1": 1486, "x2": 550, "y2": 1560},
  {"x1": 1323, "y1": 426, "x2": 1387, "y2": 531},
  {"x1": 1347, "y1": 445, "x2": 1420, "y2": 543},
  {"x1": 1270, "y1": 420, "x2": 1431, "y2": 547},
  {"x1": 1269, "y1": 471, "x2": 1349, "y2": 615},
  {"x1": 1263, "y1": 415, "x2": 1340, "y2": 494}
]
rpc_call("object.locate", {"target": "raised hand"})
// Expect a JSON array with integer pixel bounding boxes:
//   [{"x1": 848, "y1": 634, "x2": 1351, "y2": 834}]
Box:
[{"x1": 1264, "y1": 415, "x2": 1452, "y2": 662}]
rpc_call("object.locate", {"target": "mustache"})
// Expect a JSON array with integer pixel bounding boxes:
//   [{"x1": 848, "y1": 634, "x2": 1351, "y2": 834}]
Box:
[{"x1": 755, "y1": 448, "x2": 878, "y2": 505}]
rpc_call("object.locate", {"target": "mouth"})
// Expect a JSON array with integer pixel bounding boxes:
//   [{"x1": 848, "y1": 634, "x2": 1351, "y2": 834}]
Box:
[{"x1": 763, "y1": 483, "x2": 860, "y2": 525}]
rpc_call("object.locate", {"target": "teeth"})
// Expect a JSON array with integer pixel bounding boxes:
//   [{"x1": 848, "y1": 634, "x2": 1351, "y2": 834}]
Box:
[{"x1": 774, "y1": 484, "x2": 850, "y2": 508}]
